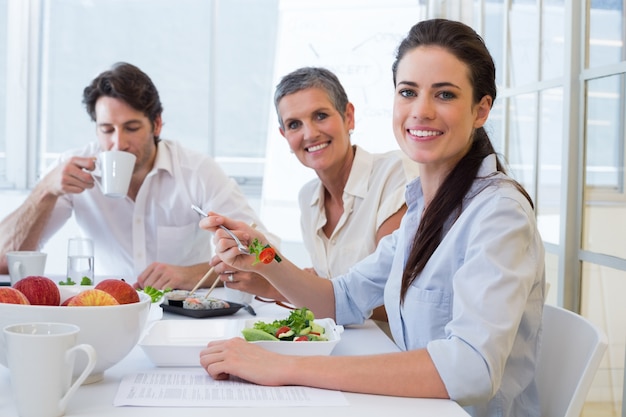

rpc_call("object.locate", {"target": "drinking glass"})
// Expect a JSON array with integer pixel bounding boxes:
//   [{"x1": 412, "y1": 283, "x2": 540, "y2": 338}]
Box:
[{"x1": 66, "y1": 237, "x2": 94, "y2": 285}]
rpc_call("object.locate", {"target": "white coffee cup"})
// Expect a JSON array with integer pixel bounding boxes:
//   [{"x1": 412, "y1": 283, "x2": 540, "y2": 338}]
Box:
[
  {"x1": 3, "y1": 322, "x2": 97, "y2": 417},
  {"x1": 93, "y1": 150, "x2": 136, "y2": 198},
  {"x1": 6, "y1": 251, "x2": 47, "y2": 285}
]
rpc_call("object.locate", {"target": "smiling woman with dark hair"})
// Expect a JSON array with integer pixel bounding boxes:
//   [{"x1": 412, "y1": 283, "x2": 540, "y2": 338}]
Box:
[{"x1": 199, "y1": 19, "x2": 545, "y2": 417}]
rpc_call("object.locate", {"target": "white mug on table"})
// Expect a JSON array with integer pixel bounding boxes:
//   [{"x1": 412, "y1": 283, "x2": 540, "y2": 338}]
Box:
[
  {"x1": 3, "y1": 322, "x2": 97, "y2": 417},
  {"x1": 5, "y1": 251, "x2": 47, "y2": 285}
]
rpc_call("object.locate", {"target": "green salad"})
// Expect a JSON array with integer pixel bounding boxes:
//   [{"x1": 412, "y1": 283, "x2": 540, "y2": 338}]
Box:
[
  {"x1": 139, "y1": 286, "x2": 172, "y2": 303},
  {"x1": 242, "y1": 307, "x2": 328, "y2": 342}
]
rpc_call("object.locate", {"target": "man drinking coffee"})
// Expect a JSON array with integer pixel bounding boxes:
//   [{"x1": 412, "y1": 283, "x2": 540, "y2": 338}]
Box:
[{"x1": 0, "y1": 62, "x2": 275, "y2": 290}]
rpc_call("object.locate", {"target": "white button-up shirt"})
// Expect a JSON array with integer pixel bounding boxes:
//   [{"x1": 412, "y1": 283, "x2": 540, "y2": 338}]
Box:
[
  {"x1": 333, "y1": 154, "x2": 545, "y2": 417},
  {"x1": 299, "y1": 146, "x2": 419, "y2": 278},
  {"x1": 40, "y1": 140, "x2": 273, "y2": 283}
]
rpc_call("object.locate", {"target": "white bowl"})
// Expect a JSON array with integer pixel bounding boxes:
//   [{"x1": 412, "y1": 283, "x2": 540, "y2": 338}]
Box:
[
  {"x1": 139, "y1": 319, "x2": 243, "y2": 367},
  {"x1": 244, "y1": 317, "x2": 343, "y2": 356},
  {"x1": 0, "y1": 285, "x2": 151, "y2": 384},
  {"x1": 139, "y1": 317, "x2": 343, "y2": 367}
]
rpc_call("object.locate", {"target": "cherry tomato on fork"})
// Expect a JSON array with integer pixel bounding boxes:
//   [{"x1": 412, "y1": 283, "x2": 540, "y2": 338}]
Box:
[{"x1": 259, "y1": 247, "x2": 276, "y2": 264}]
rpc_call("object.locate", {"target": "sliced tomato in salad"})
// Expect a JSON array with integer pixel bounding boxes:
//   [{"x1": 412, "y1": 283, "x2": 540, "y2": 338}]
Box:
[{"x1": 275, "y1": 325, "x2": 293, "y2": 338}]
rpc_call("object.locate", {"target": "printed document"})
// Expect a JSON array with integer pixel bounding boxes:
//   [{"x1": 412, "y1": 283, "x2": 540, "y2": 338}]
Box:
[{"x1": 114, "y1": 369, "x2": 349, "y2": 407}]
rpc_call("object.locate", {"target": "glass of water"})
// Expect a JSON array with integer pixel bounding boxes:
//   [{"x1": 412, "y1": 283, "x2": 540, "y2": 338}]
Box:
[{"x1": 66, "y1": 237, "x2": 94, "y2": 285}]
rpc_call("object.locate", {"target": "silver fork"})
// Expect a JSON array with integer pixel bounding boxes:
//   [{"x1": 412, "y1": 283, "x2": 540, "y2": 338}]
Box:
[
  {"x1": 217, "y1": 225, "x2": 249, "y2": 254},
  {"x1": 191, "y1": 205, "x2": 249, "y2": 254}
]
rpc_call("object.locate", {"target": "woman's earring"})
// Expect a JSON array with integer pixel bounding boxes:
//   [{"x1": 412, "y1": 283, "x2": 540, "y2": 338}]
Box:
[{"x1": 348, "y1": 129, "x2": 354, "y2": 136}]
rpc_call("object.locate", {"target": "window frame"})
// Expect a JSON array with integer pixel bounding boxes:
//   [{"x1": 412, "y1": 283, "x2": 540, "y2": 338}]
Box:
[{"x1": 4, "y1": 0, "x2": 42, "y2": 190}]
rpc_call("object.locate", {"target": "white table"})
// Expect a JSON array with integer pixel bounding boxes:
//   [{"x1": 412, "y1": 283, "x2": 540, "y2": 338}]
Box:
[{"x1": 0, "y1": 288, "x2": 470, "y2": 417}]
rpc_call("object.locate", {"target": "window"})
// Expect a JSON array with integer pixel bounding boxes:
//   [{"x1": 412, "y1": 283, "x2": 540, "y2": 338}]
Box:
[
  {"x1": 482, "y1": 1, "x2": 567, "y2": 247},
  {"x1": 588, "y1": 0, "x2": 624, "y2": 69},
  {"x1": 507, "y1": 92, "x2": 538, "y2": 199},
  {"x1": 537, "y1": 87, "x2": 563, "y2": 245},
  {"x1": 0, "y1": 0, "x2": 8, "y2": 186},
  {"x1": 4, "y1": 0, "x2": 280, "y2": 197},
  {"x1": 584, "y1": 75, "x2": 625, "y2": 191},
  {"x1": 509, "y1": 0, "x2": 539, "y2": 86}
]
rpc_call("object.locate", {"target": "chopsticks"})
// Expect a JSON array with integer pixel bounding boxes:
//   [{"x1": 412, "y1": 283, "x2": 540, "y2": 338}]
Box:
[
  {"x1": 188, "y1": 221, "x2": 257, "y2": 298},
  {"x1": 202, "y1": 269, "x2": 222, "y2": 299},
  {"x1": 188, "y1": 266, "x2": 218, "y2": 297}
]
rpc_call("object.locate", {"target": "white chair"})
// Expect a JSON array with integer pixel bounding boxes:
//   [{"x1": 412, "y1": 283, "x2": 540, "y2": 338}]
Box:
[{"x1": 535, "y1": 304, "x2": 608, "y2": 417}]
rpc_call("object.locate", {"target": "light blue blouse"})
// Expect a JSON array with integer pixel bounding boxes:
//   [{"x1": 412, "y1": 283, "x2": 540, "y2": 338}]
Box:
[{"x1": 333, "y1": 154, "x2": 545, "y2": 417}]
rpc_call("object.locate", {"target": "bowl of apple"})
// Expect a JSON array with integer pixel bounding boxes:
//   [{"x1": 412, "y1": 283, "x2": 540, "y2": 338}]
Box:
[{"x1": 0, "y1": 276, "x2": 151, "y2": 384}]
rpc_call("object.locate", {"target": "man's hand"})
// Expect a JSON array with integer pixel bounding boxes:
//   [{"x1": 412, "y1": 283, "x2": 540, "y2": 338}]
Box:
[
  {"x1": 134, "y1": 262, "x2": 211, "y2": 291},
  {"x1": 43, "y1": 156, "x2": 97, "y2": 197}
]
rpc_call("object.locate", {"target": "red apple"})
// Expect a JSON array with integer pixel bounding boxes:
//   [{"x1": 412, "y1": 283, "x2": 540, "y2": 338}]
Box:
[
  {"x1": 0, "y1": 287, "x2": 30, "y2": 305},
  {"x1": 68, "y1": 288, "x2": 119, "y2": 306},
  {"x1": 13, "y1": 276, "x2": 60, "y2": 306},
  {"x1": 61, "y1": 296, "x2": 75, "y2": 306},
  {"x1": 95, "y1": 278, "x2": 140, "y2": 304}
]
